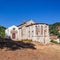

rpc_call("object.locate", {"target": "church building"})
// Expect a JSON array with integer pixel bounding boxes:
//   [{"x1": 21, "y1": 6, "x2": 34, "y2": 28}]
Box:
[{"x1": 5, "y1": 20, "x2": 50, "y2": 44}]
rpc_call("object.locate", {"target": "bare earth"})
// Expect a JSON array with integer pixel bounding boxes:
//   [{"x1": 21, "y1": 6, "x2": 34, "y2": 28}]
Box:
[{"x1": 0, "y1": 42, "x2": 60, "y2": 60}]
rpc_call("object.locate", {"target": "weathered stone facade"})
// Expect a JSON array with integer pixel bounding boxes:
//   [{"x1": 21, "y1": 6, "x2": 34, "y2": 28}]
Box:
[{"x1": 5, "y1": 20, "x2": 50, "y2": 44}]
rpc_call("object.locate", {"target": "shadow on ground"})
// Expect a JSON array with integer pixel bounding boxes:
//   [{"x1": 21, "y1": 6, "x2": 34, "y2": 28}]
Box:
[{"x1": 0, "y1": 38, "x2": 36, "y2": 50}]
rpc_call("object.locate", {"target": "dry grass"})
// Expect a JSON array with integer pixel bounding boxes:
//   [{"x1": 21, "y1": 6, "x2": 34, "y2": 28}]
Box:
[{"x1": 0, "y1": 42, "x2": 60, "y2": 60}]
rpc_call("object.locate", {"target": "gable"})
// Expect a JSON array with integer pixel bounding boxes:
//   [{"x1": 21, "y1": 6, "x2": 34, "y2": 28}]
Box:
[
  {"x1": 6, "y1": 25, "x2": 18, "y2": 32},
  {"x1": 26, "y1": 20, "x2": 35, "y2": 25}
]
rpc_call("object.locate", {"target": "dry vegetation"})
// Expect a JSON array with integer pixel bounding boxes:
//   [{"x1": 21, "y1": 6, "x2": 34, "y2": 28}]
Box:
[{"x1": 0, "y1": 40, "x2": 60, "y2": 60}]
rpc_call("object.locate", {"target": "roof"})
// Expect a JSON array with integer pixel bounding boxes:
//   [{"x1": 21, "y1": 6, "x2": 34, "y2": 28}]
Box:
[
  {"x1": 17, "y1": 23, "x2": 48, "y2": 27},
  {"x1": 17, "y1": 24, "x2": 23, "y2": 27},
  {"x1": 17, "y1": 22, "x2": 49, "y2": 27},
  {"x1": 26, "y1": 23, "x2": 49, "y2": 27},
  {"x1": 18, "y1": 23, "x2": 49, "y2": 29}
]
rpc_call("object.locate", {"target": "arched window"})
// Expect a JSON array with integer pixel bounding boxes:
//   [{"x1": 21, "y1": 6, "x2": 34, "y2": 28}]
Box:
[
  {"x1": 35, "y1": 25, "x2": 40, "y2": 35},
  {"x1": 41, "y1": 25, "x2": 43, "y2": 35},
  {"x1": 44, "y1": 25, "x2": 47, "y2": 37}
]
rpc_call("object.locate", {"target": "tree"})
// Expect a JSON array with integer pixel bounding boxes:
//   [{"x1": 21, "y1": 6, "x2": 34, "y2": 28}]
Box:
[
  {"x1": 0, "y1": 26, "x2": 6, "y2": 38},
  {"x1": 49, "y1": 25, "x2": 58, "y2": 35},
  {"x1": 57, "y1": 33, "x2": 60, "y2": 43},
  {"x1": 49, "y1": 22, "x2": 60, "y2": 35}
]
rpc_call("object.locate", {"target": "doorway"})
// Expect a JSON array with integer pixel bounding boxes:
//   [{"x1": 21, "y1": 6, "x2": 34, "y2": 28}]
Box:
[{"x1": 12, "y1": 33, "x2": 16, "y2": 39}]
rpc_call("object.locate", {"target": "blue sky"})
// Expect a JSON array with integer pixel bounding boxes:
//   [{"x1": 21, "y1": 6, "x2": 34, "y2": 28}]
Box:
[{"x1": 0, "y1": 0, "x2": 60, "y2": 27}]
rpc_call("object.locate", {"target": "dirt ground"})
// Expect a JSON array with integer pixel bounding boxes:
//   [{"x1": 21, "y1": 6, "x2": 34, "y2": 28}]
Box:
[{"x1": 0, "y1": 42, "x2": 60, "y2": 60}]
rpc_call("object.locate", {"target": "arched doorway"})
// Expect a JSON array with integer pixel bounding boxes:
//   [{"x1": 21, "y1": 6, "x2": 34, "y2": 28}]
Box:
[
  {"x1": 12, "y1": 33, "x2": 16, "y2": 39},
  {"x1": 11, "y1": 27, "x2": 18, "y2": 40}
]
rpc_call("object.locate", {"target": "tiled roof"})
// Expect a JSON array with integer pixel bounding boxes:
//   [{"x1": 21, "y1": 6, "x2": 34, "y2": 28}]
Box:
[{"x1": 17, "y1": 23, "x2": 49, "y2": 27}]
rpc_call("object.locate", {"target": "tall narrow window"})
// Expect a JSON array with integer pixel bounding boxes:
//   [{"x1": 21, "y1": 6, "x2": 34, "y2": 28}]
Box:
[
  {"x1": 32, "y1": 31, "x2": 33, "y2": 37},
  {"x1": 21, "y1": 29, "x2": 23, "y2": 37},
  {"x1": 36, "y1": 25, "x2": 40, "y2": 35},
  {"x1": 29, "y1": 31, "x2": 30, "y2": 37},
  {"x1": 41, "y1": 26, "x2": 43, "y2": 35},
  {"x1": 36, "y1": 26, "x2": 38, "y2": 35},
  {"x1": 44, "y1": 26, "x2": 47, "y2": 37}
]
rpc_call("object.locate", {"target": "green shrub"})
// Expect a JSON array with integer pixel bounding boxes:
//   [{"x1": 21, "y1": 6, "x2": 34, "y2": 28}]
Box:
[
  {"x1": 0, "y1": 26, "x2": 6, "y2": 38},
  {"x1": 50, "y1": 40, "x2": 58, "y2": 44},
  {"x1": 20, "y1": 39, "x2": 32, "y2": 42}
]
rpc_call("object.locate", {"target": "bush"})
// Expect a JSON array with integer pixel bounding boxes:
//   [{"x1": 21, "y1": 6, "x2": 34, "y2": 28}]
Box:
[
  {"x1": 50, "y1": 40, "x2": 58, "y2": 44},
  {"x1": 20, "y1": 39, "x2": 32, "y2": 42},
  {"x1": 0, "y1": 26, "x2": 6, "y2": 38}
]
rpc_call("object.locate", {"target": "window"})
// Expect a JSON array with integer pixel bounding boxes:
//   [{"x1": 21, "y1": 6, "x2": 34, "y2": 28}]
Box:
[
  {"x1": 21, "y1": 29, "x2": 23, "y2": 37},
  {"x1": 36, "y1": 26, "x2": 38, "y2": 35},
  {"x1": 44, "y1": 25, "x2": 47, "y2": 36},
  {"x1": 36, "y1": 25, "x2": 40, "y2": 35},
  {"x1": 29, "y1": 31, "x2": 30, "y2": 37},
  {"x1": 32, "y1": 31, "x2": 33, "y2": 37},
  {"x1": 41, "y1": 25, "x2": 43, "y2": 35},
  {"x1": 13, "y1": 28, "x2": 15, "y2": 30}
]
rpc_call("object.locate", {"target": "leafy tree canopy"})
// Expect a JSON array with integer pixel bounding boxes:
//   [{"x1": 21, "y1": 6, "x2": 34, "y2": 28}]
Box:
[
  {"x1": 49, "y1": 22, "x2": 60, "y2": 35},
  {"x1": 0, "y1": 26, "x2": 6, "y2": 38}
]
